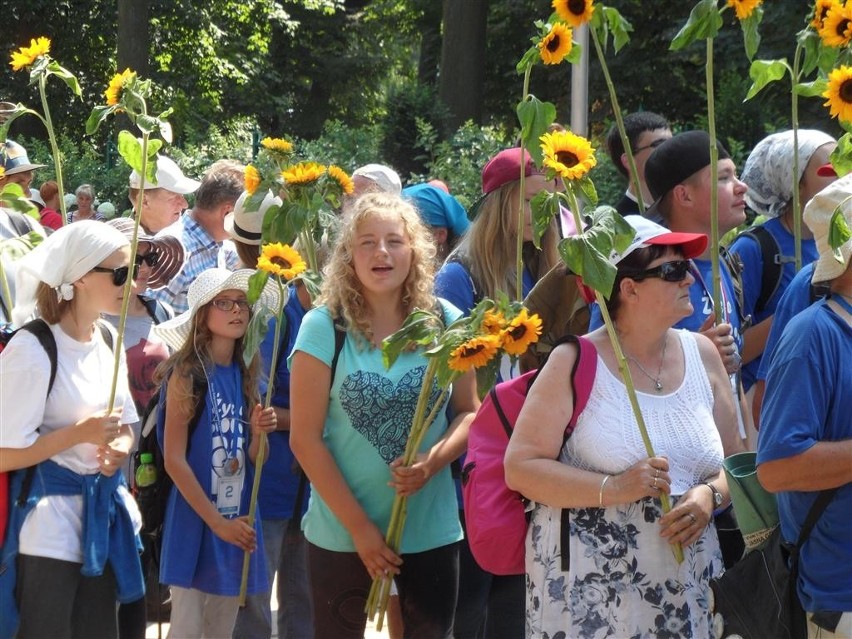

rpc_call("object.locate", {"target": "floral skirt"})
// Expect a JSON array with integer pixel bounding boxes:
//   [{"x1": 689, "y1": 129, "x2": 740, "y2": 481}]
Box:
[{"x1": 525, "y1": 497, "x2": 724, "y2": 639}]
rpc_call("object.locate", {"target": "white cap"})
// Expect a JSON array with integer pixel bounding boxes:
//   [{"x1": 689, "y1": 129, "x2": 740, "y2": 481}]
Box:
[
  {"x1": 129, "y1": 155, "x2": 200, "y2": 194},
  {"x1": 352, "y1": 164, "x2": 402, "y2": 195}
]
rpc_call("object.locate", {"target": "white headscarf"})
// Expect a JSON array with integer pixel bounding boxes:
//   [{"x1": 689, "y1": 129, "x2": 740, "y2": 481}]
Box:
[
  {"x1": 742, "y1": 129, "x2": 835, "y2": 219},
  {"x1": 13, "y1": 220, "x2": 129, "y2": 325}
]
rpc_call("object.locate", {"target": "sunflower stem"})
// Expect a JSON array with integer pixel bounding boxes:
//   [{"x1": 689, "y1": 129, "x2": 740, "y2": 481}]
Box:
[
  {"x1": 565, "y1": 186, "x2": 682, "y2": 564},
  {"x1": 706, "y1": 37, "x2": 722, "y2": 324},
  {"x1": 516, "y1": 66, "x2": 533, "y2": 302},
  {"x1": 38, "y1": 74, "x2": 67, "y2": 225},
  {"x1": 791, "y1": 42, "x2": 803, "y2": 272},
  {"x1": 589, "y1": 26, "x2": 644, "y2": 213}
]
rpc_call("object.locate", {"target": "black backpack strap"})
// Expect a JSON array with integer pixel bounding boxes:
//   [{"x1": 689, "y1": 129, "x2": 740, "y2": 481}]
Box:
[
  {"x1": 140, "y1": 296, "x2": 173, "y2": 325},
  {"x1": 741, "y1": 227, "x2": 783, "y2": 315},
  {"x1": 791, "y1": 487, "x2": 839, "y2": 556},
  {"x1": 19, "y1": 319, "x2": 58, "y2": 397},
  {"x1": 329, "y1": 322, "x2": 346, "y2": 385},
  {"x1": 720, "y1": 246, "x2": 751, "y2": 330}
]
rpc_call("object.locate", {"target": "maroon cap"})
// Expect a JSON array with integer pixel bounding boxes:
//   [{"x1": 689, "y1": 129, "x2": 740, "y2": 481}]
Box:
[
  {"x1": 817, "y1": 163, "x2": 837, "y2": 177},
  {"x1": 481, "y1": 148, "x2": 542, "y2": 195}
]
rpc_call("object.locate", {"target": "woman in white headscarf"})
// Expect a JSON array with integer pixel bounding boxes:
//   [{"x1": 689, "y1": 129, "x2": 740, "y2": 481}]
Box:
[
  {"x1": 0, "y1": 221, "x2": 143, "y2": 639},
  {"x1": 729, "y1": 129, "x2": 836, "y2": 407}
]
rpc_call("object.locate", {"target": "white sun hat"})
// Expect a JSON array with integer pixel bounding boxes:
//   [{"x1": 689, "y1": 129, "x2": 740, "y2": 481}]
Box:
[
  {"x1": 154, "y1": 268, "x2": 281, "y2": 351},
  {"x1": 129, "y1": 155, "x2": 200, "y2": 194},
  {"x1": 225, "y1": 189, "x2": 283, "y2": 245}
]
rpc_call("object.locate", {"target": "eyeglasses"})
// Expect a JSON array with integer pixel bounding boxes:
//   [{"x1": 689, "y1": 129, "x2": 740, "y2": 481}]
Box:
[
  {"x1": 89, "y1": 264, "x2": 138, "y2": 286},
  {"x1": 134, "y1": 252, "x2": 159, "y2": 268},
  {"x1": 622, "y1": 260, "x2": 691, "y2": 283},
  {"x1": 211, "y1": 298, "x2": 251, "y2": 312},
  {"x1": 633, "y1": 138, "x2": 668, "y2": 154}
]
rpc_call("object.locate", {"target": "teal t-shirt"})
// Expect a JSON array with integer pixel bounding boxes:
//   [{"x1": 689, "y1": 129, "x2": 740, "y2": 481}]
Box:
[{"x1": 289, "y1": 302, "x2": 463, "y2": 553}]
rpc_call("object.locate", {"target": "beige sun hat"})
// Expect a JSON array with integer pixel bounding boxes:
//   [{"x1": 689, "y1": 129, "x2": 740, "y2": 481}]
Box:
[
  {"x1": 803, "y1": 173, "x2": 852, "y2": 283},
  {"x1": 154, "y1": 268, "x2": 281, "y2": 351},
  {"x1": 225, "y1": 190, "x2": 283, "y2": 245}
]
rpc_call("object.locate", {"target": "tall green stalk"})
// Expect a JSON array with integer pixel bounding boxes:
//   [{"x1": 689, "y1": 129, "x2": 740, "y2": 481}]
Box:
[
  {"x1": 706, "y1": 38, "x2": 723, "y2": 323},
  {"x1": 790, "y1": 43, "x2": 803, "y2": 271},
  {"x1": 516, "y1": 66, "x2": 533, "y2": 302},
  {"x1": 38, "y1": 74, "x2": 67, "y2": 225}
]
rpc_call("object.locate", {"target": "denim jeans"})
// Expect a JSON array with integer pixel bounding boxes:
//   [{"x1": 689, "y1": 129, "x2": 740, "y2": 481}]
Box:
[{"x1": 233, "y1": 518, "x2": 313, "y2": 639}]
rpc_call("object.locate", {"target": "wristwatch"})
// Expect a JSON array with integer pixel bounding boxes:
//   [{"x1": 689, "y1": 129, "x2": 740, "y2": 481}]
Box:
[{"x1": 702, "y1": 482, "x2": 723, "y2": 508}]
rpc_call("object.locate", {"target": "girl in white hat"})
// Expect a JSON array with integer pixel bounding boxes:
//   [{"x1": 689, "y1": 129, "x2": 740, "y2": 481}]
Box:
[{"x1": 153, "y1": 268, "x2": 279, "y2": 637}]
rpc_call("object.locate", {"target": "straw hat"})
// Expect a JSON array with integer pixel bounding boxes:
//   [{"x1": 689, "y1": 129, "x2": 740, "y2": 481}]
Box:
[
  {"x1": 154, "y1": 268, "x2": 281, "y2": 351},
  {"x1": 803, "y1": 173, "x2": 852, "y2": 282},
  {"x1": 225, "y1": 190, "x2": 282, "y2": 245},
  {"x1": 105, "y1": 218, "x2": 186, "y2": 290}
]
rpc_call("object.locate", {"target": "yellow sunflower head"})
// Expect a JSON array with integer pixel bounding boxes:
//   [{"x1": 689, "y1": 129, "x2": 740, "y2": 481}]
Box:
[
  {"x1": 9, "y1": 36, "x2": 51, "y2": 72},
  {"x1": 0, "y1": 167, "x2": 5, "y2": 179},
  {"x1": 448, "y1": 335, "x2": 501, "y2": 372},
  {"x1": 538, "y1": 22, "x2": 573, "y2": 66},
  {"x1": 327, "y1": 165, "x2": 355, "y2": 195},
  {"x1": 819, "y1": 3, "x2": 852, "y2": 47},
  {"x1": 499, "y1": 309, "x2": 542, "y2": 356},
  {"x1": 105, "y1": 68, "x2": 135, "y2": 107},
  {"x1": 540, "y1": 130, "x2": 597, "y2": 181},
  {"x1": 812, "y1": 0, "x2": 838, "y2": 30},
  {"x1": 245, "y1": 165, "x2": 261, "y2": 196},
  {"x1": 282, "y1": 162, "x2": 326, "y2": 186},
  {"x1": 725, "y1": 0, "x2": 762, "y2": 21},
  {"x1": 257, "y1": 243, "x2": 308, "y2": 280},
  {"x1": 261, "y1": 137, "x2": 294, "y2": 155},
  {"x1": 481, "y1": 310, "x2": 508, "y2": 336},
  {"x1": 552, "y1": 0, "x2": 594, "y2": 28},
  {"x1": 823, "y1": 65, "x2": 852, "y2": 123}
]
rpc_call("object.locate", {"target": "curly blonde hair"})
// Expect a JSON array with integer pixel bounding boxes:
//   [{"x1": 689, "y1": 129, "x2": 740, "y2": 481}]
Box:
[
  {"x1": 318, "y1": 192, "x2": 437, "y2": 347},
  {"x1": 450, "y1": 180, "x2": 559, "y2": 300},
  {"x1": 156, "y1": 304, "x2": 260, "y2": 417}
]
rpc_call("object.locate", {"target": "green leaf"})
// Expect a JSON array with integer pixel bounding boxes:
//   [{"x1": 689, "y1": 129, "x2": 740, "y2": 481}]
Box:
[
  {"x1": 575, "y1": 175, "x2": 599, "y2": 208},
  {"x1": 745, "y1": 59, "x2": 788, "y2": 101},
  {"x1": 136, "y1": 114, "x2": 160, "y2": 136},
  {"x1": 474, "y1": 359, "x2": 501, "y2": 400},
  {"x1": 117, "y1": 132, "x2": 162, "y2": 183},
  {"x1": 530, "y1": 190, "x2": 560, "y2": 249},
  {"x1": 246, "y1": 269, "x2": 270, "y2": 305},
  {"x1": 795, "y1": 78, "x2": 828, "y2": 98},
  {"x1": 517, "y1": 96, "x2": 556, "y2": 165},
  {"x1": 828, "y1": 206, "x2": 852, "y2": 256},
  {"x1": 670, "y1": 0, "x2": 723, "y2": 51},
  {"x1": 565, "y1": 41, "x2": 582, "y2": 65},
  {"x1": 829, "y1": 133, "x2": 852, "y2": 178},
  {"x1": 85, "y1": 105, "x2": 115, "y2": 135},
  {"x1": 604, "y1": 6, "x2": 633, "y2": 53},
  {"x1": 740, "y1": 7, "x2": 763, "y2": 61},
  {"x1": 243, "y1": 305, "x2": 274, "y2": 364},
  {"x1": 382, "y1": 309, "x2": 443, "y2": 369},
  {"x1": 0, "y1": 232, "x2": 41, "y2": 263},
  {"x1": 516, "y1": 46, "x2": 540, "y2": 75},
  {"x1": 46, "y1": 61, "x2": 82, "y2": 97},
  {"x1": 0, "y1": 184, "x2": 39, "y2": 217},
  {"x1": 294, "y1": 270, "x2": 323, "y2": 301},
  {"x1": 558, "y1": 236, "x2": 617, "y2": 298}
]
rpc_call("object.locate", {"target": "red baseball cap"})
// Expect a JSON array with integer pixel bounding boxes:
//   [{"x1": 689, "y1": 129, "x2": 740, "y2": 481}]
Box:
[{"x1": 481, "y1": 147, "x2": 542, "y2": 195}]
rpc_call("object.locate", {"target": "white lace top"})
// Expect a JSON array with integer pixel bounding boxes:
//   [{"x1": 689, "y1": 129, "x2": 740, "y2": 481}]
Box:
[{"x1": 562, "y1": 329, "x2": 724, "y2": 495}]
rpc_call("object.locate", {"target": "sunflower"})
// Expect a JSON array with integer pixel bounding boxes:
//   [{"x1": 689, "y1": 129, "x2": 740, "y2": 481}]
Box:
[
  {"x1": 726, "y1": 0, "x2": 762, "y2": 21},
  {"x1": 9, "y1": 37, "x2": 51, "y2": 72},
  {"x1": 500, "y1": 309, "x2": 542, "y2": 356},
  {"x1": 257, "y1": 243, "x2": 308, "y2": 280},
  {"x1": 261, "y1": 137, "x2": 293, "y2": 155},
  {"x1": 812, "y1": 0, "x2": 838, "y2": 30},
  {"x1": 282, "y1": 162, "x2": 326, "y2": 186},
  {"x1": 448, "y1": 335, "x2": 501, "y2": 372},
  {"x1": 538, "y1": 23, "x2": 573, "y2": 66},
  {"x1": 819, "y1": 3, "x2": 852, "y2": 47},
  {"x1": 245, "y1": 165, "x2": 261, "y2": 196},
  {"x1": 540, "y1": 130, "x2": 597, "y2": 181},
  {"x1": 481, "y1": 310, "x2": 507, "y2": 336},
  {"x1": 552, "y1": 0, "x2": 594, "y2": 28},
  {"x1": 105, "y1": 68, "x2": 135, "y2": 106},
  {"x1": 824, "y1": 66, "x2": 852, "y2": 122},
  {"x1": 327, "y1": 165, "x2": 355, "y2": 195},
  {"x1": 0, "y1": 168, "x2": 5, "y2": 179}
]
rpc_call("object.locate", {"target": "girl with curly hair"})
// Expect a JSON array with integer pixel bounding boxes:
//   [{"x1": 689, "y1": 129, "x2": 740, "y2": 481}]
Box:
[{"x1": 289, "y1": 193, "x2": 479, "y2": 638}]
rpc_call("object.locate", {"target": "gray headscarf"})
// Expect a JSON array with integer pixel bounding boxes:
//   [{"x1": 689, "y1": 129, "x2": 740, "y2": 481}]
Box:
[
  {"x1": 742, "y1": 129, "x2": 835, "y2": 219},
  {"x1": 13, "y1": 220, "x2": 129, "y2": 325}
]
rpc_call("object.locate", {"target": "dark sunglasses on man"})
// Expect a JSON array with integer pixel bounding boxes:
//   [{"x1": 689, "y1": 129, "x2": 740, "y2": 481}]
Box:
[{"x1": 134, "y1": 251, "x2": 160, "y2": 268}]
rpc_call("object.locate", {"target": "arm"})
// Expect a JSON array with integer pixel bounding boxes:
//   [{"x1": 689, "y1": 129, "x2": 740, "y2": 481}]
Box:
[
  {"x1": 162, "y1": 370, "x2": 256, "y2": 552},
  {"x1": 758, "y1": 442, "x2": 852, "y2": 492},
  {"x1": 694, "y1": 332, "x2": 745, "y2": 456},
  {"x1": 389, "y1": 368, "x2": 480, "y2": 496},
  {"x1": 289, "y1": 350, "x2": 401, "y2": 579},
  {"x1": 740, "y1": 315, "x2": 773, "y2": 365},
  {"x1": 504, "y1": 341, "x2": 670, "y2": 509}
]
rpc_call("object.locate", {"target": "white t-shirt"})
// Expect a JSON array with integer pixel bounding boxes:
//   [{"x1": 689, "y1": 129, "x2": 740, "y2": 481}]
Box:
[{"x1": 0, "y1": 321, "x2": 139, "y2": 562}]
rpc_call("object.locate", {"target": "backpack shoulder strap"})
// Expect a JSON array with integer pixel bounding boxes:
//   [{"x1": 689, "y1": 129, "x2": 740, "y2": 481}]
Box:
[
  {"x1": 330, "y1": 321, "x2": 346, "y2": 385},
  {"x1": 19, "y1": 319, "x2": 58, "y2": 397},
  {"x1": 719, "y1": 246, "x2": 751, "y2": 330},
  {"x1": 741, "y1": 226, "x2": 783, "y2": 315},
  {"x1": 95, "y1": 319, "x2": 114, "y2": 352},
  {"x1": 567, "y1": 335, "x2": 597, "y2": 431},
  {"x1": 140, "y1": 296, "x2": 173, "y2": 325}
]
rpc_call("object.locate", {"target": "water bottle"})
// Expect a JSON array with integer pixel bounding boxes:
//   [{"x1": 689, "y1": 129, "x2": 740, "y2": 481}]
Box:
[{"x1": 135, "y1": 452, "x2": 157, "y2": 488}]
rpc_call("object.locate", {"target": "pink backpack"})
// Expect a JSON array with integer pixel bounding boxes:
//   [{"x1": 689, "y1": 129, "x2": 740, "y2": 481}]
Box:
[{"x1": 461, "y1": 334, "x2": 597, "y2": 575}]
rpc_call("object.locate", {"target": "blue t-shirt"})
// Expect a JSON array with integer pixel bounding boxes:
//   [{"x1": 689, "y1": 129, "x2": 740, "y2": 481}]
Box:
[
  {"x1": 257, "y1": 286, "x2": 308, "y2": 519},
  {"x1": 757, "y1": 263, "x2": 817, "y2": 383},
  {"x1": 435, "y1": 259, "x2": 534, "y2": 315},
  {"x1": 729, "y1": 218, "x2": 818, "y2": 389},
  {"x1": 756, "y1": 299, "x2": 852, "y2": 612},
  {"x1": 289, "y1": 303, "x2": 464, "y2": 554},
  {"x1": 159, "y1": 362, "x2": 268, "y2": 595}
]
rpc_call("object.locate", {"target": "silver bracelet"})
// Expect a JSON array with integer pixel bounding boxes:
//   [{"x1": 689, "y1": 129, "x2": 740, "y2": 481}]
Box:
[{"x1": 599, "y1": 474, "x2": 611, "y2": 507}]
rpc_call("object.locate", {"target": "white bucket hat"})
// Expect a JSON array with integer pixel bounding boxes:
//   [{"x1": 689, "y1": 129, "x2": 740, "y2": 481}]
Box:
[
  {"x1": 225, "y1": 190, "x2": 283, "y2": 245},
  {"x1": 129, "y1": 155, "x2": 200, "y2": 194},
  {"x1": 154, "y1": 268, "x2": 281, "y2": 351},
  {"x1": 804, "y1": 173, "x2": 852, "y2": 282},
  {"x1": 352, "y1": 164, "x2": 402, "y2": 195}
]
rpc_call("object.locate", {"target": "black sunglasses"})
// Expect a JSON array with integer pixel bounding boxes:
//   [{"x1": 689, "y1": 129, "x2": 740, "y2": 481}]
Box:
[
  {"x1": 134, "y1": 251, "x2": 159, "y2": 267},
  {"x1": 633, "y1": 138, "x2": 668, "y2": 154},
  {"x1": 623, "y1": 260, "x2": 691, "y2": 283},
  {"x1": 90, "y1": 263, "x2": 139, "y2": 286}
]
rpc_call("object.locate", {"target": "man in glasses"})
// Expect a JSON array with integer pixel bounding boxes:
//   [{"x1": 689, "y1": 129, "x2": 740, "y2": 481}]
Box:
[
  {"x1": 149, "y1": 160, "x2": 243, "y2": 313},
  {"x1": 605, "y1": 112, "x2": 671, "y2": 219}
]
